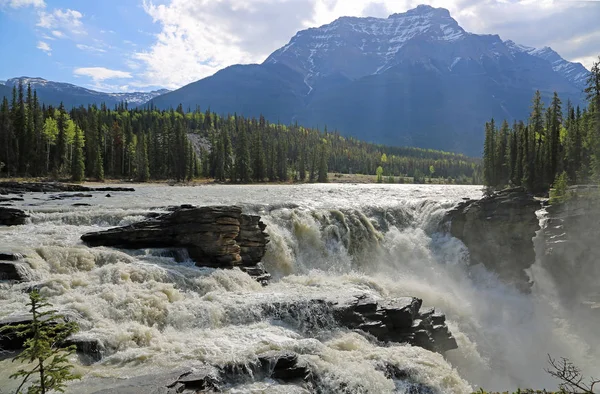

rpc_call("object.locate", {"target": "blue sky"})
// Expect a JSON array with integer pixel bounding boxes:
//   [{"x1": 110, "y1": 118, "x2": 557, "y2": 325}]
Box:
[{"x1": 1, "y1": 0, "x2": 599, "y2": 93}]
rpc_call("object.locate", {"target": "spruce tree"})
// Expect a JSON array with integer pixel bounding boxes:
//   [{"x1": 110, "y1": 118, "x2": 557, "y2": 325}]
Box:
[
  {"x1": 71, "y1": 126, "x2": 85, "y2": 182},
  {"x1": 1, "y1": 290, "x2": 80, "y2": 394},
  {"x1": 55, "y1": 103, "x2": 68, "y2": 175},
  {"x1": 235, "y1": 124, "x2": 251, "y2": 183},
  {"x1": 318, "y1": 141, "x2": 329, "y2": 183}
]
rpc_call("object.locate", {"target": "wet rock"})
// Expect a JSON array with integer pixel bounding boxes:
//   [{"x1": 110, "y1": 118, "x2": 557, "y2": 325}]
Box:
[
  {"x1": 265, "y1": 294, "x2": 457, "y2": 354},
  {"x1": 62, "y1": 336, "x2": 105, "y2": 364},
  {"x1": 337, "y1": 295, "x2": 457, "y2": 353},
  {"x1": 258, "y1": 351, "x2": 310, "y2": 381},
  {"x1": 236, "y1": 214, "x2": 269, "y2": 265},
  {"x1": 240, "y1": 263, "x2": 272, "y2": 286},
  {"x1": 105, "y1": 193, "x2": 111, "y2": 197},
  {"x1": 0, "y1": 206, "x2": 28, "y2": 226},
  {"x1": 0, "y1": 181, "x2": 134, "y2": 194},
  {"x1": 0, "y1": 262, "x2": 27, "y2": 281},
  {"x1": 0, "y1": 315, "x2": 33, "y2": 350},
  {"x1": 81, "y1": 205, "x2": 271, "y2": 283},
  {"x1": 0, "y1": 252, "x2": 25, "y2": 261},
  {"x1": 51, "y1": 193, "x2": 93, "y2": 199},
  {"x1": 88, "y1": 368, "x2": 220, "y2": 394},
  {"x1": 445, "y1": 187, "x2": 540, "y2": 291},
  {"x1": 0, "y1": 196, "x2": 24, "y2": 202},
  {"x1": 72, "y1": 203, "x2": 92, "y2": 207}
]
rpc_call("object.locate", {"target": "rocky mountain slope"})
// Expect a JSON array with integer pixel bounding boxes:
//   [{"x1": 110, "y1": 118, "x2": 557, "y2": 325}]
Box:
[
  {"x1": 149, "y1": 5, "x2": 589, "y2": 156},
  {"x1": 0, "y1": 77, "x2": 169, "y2": 108}
]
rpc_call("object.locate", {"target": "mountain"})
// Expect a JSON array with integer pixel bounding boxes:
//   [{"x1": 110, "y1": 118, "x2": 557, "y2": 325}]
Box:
[
  {"x1": 1, "y1": 77, "x2": 170, "y2": 108},
  {"x1": 150, "y1": 5, "x2": 589, "y2": 155},
  {"x1": 504, "y1": 40, "x2": 589, "y2": 90}
]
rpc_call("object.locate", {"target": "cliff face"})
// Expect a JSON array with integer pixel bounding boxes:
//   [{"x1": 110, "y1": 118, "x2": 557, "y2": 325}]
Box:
[
  {"x1": 445, "y1": 188, "x2": 541, "y2": 291},
  {"x1": 542, "y1": 187, "x2": 600, "y2": 310}
]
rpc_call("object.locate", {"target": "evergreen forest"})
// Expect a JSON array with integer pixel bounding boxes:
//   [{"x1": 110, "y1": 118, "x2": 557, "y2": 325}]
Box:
[
  {"x1": 0, "y1": 84, "x2": 480, "y2": 184},
  {"x1": 482, "y1": 57, "x2": 600, "y2": 194}
]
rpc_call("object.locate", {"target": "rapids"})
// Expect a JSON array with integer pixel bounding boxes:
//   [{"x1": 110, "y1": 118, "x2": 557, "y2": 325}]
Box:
[{"x1": 0, "y1": 184, "x2": 597, "y2": 393}]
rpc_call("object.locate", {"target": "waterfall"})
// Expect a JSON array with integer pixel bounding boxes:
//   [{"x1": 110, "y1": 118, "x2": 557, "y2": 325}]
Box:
[{"x1": 1, "y1": 184, "x2": 597, "y2": 393}]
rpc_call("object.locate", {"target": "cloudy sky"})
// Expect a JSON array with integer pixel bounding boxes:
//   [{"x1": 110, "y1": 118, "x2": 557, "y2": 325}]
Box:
[{"x1": 0, "y1": 0, "x2": 598, "y2": 92}]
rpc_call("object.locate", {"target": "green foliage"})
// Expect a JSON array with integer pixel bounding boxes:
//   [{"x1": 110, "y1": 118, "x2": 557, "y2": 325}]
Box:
[
  {"x1": 0, "y1": 86, "x2": 479, "y2": 183},
  {"x1": 549, "y1": 171, "x2": 569, "y2": 204},
  {"x1": 483, "y1": 57, "x2": 600, "y2": 195},
  {"x1": 2, "y1": 290, "x2": 79, "y2": 393},
  {"x1": 376, "y1": 166, "x2": 384, "y2": 183},
  {"x1": 472, "y1": 389, "x2": 561, "y2": 394}
]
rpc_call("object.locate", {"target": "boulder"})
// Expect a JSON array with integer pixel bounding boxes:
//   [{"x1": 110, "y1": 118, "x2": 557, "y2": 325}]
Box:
[
  {"x1": 82, "y1": 205, "x2": 271, "y2": 282},
  {"x1": 258, "y1": 351, "x2": 310, "y2": 381},
  {"x1": 0, "y1": 261, "x2": 27, "y2": 281},
  {"x1": 88, "y1": 368, "x2": 220, "y2": 394},
  {"x1": 63, "y1": 336, "x2": 106, "y2": 365},
  {"x1": 0, "y1": 252, "x2": 25, "y2": 261},
  {"x1": 445, "y1": 187, "x2": 540, "y2": 291},
  {"x1": 263, "y1": 294, "x2": 457, "y2": 354},
  {"x1": 0, "y1": 207, "x2": 29, "y2": 226}
]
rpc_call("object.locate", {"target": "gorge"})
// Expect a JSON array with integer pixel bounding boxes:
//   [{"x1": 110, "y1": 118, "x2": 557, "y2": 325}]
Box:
[{"x1": 0, "y1": 183, "x2": 598, "y2": 393}]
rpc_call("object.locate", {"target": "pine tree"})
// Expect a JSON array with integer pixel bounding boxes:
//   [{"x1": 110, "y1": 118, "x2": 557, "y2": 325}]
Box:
[
  {"x1": 71, "y1": 126, "x2": 85, "y2": 182},
  {"x1": 585, "y1": 57, "x2": 600, "y2": 180},
  {"x1": 298, "y1": 144, "x2": 306, "y2": 182},
  {"x1": 55, "y1": 103, "x2": 68, "y2": 175},
  {"x1": 318, "y1": 140, "x2": 329, "y2": 183},
  {"x1": 136, "y1": 132, "x2": 150, "y2": 182},
  {"x1": 483, "y1": 119, "x2": 496, "y2": 187},
  {"x1": 235, "y1": 123, "x2": 251, "y2": 183},
  {"x1": 252, "y1": 127, "x2": 266, "y2": 182},
  {"x1": 1, "y1": 290, "x2": 80, "y2": 394}
]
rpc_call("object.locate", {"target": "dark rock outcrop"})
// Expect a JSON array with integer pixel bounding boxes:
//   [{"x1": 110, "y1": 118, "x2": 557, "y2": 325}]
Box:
[
  {"x1": 0, "y1": 314, "x2": 104, "y2": 363},
  {"x1": 0, "y1": 262, "x2": 27, "y2": 281},
  {"x1": 0, "y1": 207, "x2": 29, "y2": 226},
  {"x1": 445, "y1": 187, "x2": 541, "y2": 291},
  {"x1": 62, "y1": 336, "x2": 106, "y2": 365},
  {"x1": 82, "y1": 205, "x2": 270, "y2": 282},
  {"x1": 0, "y1": 181, "x2": 134, "y2": 194},
  {"x1": 264, "y1": 294, "x2": 457, "y2": 354}
]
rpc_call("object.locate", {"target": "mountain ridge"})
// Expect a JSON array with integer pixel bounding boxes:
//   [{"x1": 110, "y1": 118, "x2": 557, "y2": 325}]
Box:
[
  {"x1": 1, "y1": 77, "x2": 170, "y2": 107},
  {"x1": 148, "y1": 5, "x2": 589, "y2": 155}
]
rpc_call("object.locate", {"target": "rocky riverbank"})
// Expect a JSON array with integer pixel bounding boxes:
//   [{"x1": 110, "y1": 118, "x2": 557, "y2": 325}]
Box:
[{"x1": 0, "y1": 181, "x2": 135, "y2": 194}]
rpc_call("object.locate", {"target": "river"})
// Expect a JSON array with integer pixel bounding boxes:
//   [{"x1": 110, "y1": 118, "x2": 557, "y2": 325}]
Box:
[{"x1": 0, "y1": 184, "x2": 597, "y2": 393}]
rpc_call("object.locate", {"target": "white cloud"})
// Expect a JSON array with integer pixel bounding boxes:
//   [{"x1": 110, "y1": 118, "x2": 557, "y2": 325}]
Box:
[
  {"x1": 125, "y1": 59, "x2": 141, "y2": 70},
  {"x1": 37, "y1": 8, "x2": 85, "y2": 35},
  {"x1": 51, "y1": 30, "x2": 63, "y2": 38},
  {"x1": 36, "y1": 40, "x2": 51, "y2": 55},
  {"x1": 135, "y1": 0, "x2": 600, "y2": 89},
  {"x1": 73, "y1": 67, "x2": 132, "y2": 82},
  {"x1": 76, "y1": 44, "x2": 106, "y2": 53},
  {"x1": 0, "y1": 0, "x2": 45, "y2": 8}
]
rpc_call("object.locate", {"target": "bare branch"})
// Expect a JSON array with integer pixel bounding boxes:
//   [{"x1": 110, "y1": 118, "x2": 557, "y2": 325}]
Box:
[{"x1": 545, "y1": 354, "x2": 597, "y2": 394}]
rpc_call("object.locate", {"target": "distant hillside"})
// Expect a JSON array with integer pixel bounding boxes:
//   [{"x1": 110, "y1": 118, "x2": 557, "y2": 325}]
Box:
[
  {"x1": 1, "y1": 77, "x2": 169, "y2": 108},
  {"x1": 149, "y1": 5, "x2": 589, "y2": 156}
]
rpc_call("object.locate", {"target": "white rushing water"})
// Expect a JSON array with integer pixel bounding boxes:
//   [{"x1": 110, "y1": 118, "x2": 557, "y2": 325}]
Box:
[{"x1": 0, "y1": 184, "x2": 597, "y2": 393}]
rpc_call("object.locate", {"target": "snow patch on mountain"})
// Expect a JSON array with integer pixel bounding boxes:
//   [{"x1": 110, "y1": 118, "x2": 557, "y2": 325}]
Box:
[
  {"x1": 505, "y1": 40, "x2": 590, "y2": 89},
  {"x1": 5, "y1": 77, "x2": 170, "y2": 105}
]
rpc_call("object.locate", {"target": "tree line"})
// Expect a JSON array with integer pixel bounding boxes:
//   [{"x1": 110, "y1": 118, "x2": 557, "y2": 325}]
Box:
[
  {"x1": 0, "y1": 84, "x2": 480, "y2": 183},
  {"x1": 483, "y1": 56, "x2": 600, "y2": 194}
]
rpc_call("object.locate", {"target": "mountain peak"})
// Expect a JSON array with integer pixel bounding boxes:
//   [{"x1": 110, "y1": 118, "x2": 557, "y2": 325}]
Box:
[{"x1": 398, "y1": 4, "x2": 451, "y2": 18}]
